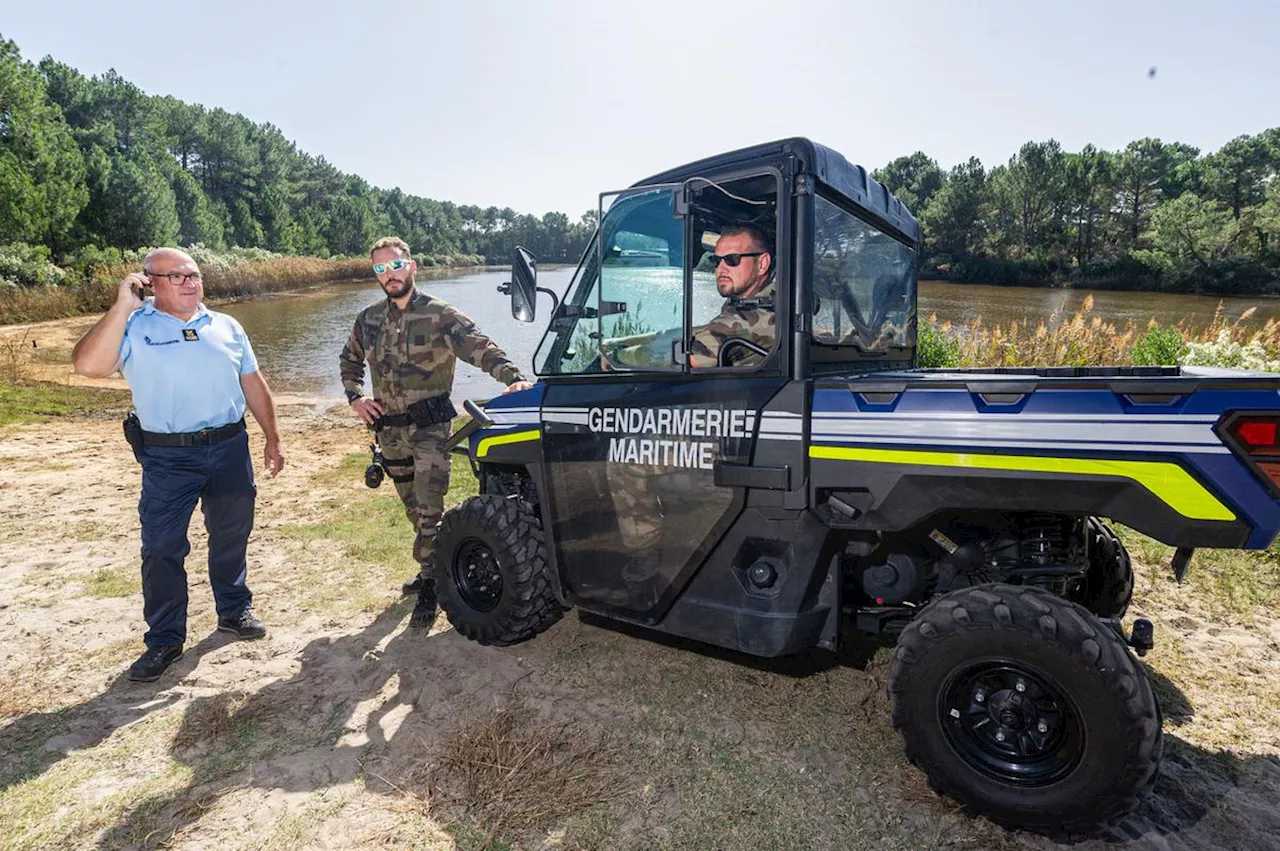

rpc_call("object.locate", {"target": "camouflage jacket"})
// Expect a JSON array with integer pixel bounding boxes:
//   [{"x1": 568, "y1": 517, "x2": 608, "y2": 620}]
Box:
[
  {"x1": 339, "y1": 289, "x2": 526, "y2": 411},
  {"x1": 688, "y1": 283, "x2": 777, "y2": 368}
]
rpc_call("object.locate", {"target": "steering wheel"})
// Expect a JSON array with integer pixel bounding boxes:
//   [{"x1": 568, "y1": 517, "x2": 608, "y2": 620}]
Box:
[{"x1": 717, "y1": 337, "x2": 769, "y2": 367}]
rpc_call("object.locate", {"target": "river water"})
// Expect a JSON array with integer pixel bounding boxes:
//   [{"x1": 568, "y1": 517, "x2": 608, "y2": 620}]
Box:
[{"x1": 221, "y1": 269, "x2": 1280, "y2": 404}]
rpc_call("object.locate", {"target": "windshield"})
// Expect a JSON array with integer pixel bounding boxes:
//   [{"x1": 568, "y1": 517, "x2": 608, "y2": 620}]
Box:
[
  {"x1": 534, "y1": 237, "x2": 600, "y2": 375},
  {"x1": 534, "y1": 173, "x2": 781, "y2": 375},
  {"x1": 536, "y1": 187, "x2": 689, "y2": 374}
]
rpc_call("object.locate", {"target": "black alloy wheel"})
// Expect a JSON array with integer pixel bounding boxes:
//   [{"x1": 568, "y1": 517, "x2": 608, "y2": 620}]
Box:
[
  {"x1": 888, "y1": 583, "x2": 1162, "y2": 836},
  {"x1": 940, "y1": 660, "x2": 1082, "y2": 786},
  {"x1": 452, "y1": 537, "x2": 504, "y2": 613},
  {"x1": 433, "y1": 494, "x2": 565, "y2": 645}
]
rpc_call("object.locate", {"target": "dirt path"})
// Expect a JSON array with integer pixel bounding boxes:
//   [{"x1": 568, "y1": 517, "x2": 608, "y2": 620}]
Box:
[{"x1": 1, "y1": 318, "x2": 1279, "y2": 849}]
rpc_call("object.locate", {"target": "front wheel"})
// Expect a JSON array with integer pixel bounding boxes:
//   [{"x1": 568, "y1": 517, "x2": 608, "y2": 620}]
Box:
[
  {"x1": 888, "y1": 584, "x2": 1162, "y2": 836},
  {"x1": 434, "y1": 494, "x2": 565, "y2": 646}
]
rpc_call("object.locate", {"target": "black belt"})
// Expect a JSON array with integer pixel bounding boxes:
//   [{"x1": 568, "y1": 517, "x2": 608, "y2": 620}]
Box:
[
  {"x1": 374, "y1": 395, "x2": 456, "y2": 430},
  {"x1": 142, "y1": 419, "x2": 246, "y2": 447},
  {"x1": 375, "y1": 413, "x2": 413, "y2": 429}
]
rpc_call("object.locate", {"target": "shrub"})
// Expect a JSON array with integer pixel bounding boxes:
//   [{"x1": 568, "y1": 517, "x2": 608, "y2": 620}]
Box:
[
  {"x1": 1130, "y1": 324, "x2": 1188, "y2": 366},
  {"x1": 916, "y1": 317, "x2": 962, "y2": 368},
  {"x1": 1182, "y1": 329, "x2": 1280, "y2": 373},
  {"x1": 0, "y1": 243, "x2": 66, "y2": 286}
]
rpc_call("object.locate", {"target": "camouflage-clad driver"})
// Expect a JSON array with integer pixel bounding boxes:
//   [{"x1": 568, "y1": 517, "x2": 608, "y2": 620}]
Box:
[
  {"x1": 603, "y1": 225, "x2": 775, "y2": 607},
  {"x1": 687, "y1": 224, "x2": 776, "y2": 368}
]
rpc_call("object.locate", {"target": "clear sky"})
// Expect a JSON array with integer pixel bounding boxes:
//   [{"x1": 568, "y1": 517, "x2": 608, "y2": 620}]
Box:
[{"x1": 1, "y1": 0, "x2": 1276, "y2": 220}]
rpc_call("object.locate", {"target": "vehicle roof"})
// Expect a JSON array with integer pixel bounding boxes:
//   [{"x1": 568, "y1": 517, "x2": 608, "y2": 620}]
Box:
[{"x1": 631, "y1": 137, "x2": 921, "y2": 244}]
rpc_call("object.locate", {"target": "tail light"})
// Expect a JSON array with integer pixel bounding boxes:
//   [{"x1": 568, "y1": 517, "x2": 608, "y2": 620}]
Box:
[{"x1": 1220, "y1": 413, "x2": 1280, "y2": 495}]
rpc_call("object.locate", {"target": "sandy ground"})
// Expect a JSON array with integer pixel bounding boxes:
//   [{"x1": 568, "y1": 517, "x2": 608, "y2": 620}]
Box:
[{"x1": 2, "y1": 318, "x2": 1280, "y2": 850}]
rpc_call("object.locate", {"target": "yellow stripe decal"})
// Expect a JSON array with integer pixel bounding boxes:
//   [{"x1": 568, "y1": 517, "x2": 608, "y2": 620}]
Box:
[
  {"x1": 809, "y1": 444, "x2": 1235, "y2": 522},
  {"x1": 476, "y1": 429, "x2": 541, "y2": 458}
]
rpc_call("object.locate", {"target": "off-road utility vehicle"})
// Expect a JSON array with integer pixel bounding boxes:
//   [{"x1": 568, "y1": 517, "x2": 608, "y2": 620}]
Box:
[{"x1": 430, "y1": 138, "x2": 1280, "y2": 834}]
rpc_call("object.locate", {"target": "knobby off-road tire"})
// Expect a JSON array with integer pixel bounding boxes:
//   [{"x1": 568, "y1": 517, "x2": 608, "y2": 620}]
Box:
[
  {"x1": 434, "y1": 494, "x2": 565, "y2": 646},
  {"x1": 888, "y1": 584, "x2": 1162, "y2": 836},
  {"x1": 1079, "y1": 517, "x2": 1134, "y2": 618}
]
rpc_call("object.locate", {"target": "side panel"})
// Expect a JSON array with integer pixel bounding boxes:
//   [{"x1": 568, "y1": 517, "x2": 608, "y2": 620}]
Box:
[{"x1": 808, "y1": 386, "x2": 1280, "y2": 548}]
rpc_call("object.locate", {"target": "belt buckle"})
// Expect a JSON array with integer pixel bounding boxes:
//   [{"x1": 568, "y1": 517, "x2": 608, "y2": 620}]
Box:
[{"x1": 194, "y1": 426, "x2": 215, "y2": 446}]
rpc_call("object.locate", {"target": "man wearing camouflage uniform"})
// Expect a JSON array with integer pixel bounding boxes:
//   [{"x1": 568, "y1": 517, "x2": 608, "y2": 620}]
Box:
[
  {"x1": 688, "y1": 224, "x2": 776, "y2": 368},
  {"x1": 340, "y1": 237, "x2": 532, "y2": 628},
  {"x1": 603, "y1": 225, "x2": 776, "y2": 608}
]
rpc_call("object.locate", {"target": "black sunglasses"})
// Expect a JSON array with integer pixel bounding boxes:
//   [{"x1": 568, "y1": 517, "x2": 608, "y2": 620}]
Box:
[{"x1": 709, "y1": 252, "x2": 764, "y2": 267}]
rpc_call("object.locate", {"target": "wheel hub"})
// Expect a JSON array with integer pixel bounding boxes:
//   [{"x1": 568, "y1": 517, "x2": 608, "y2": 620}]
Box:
[
  {"x1": 995, "y1": 695, "x2": 1028, "y2": 730},
  {"x1": 452, "y1": 537, "x2": 504, "y2": 612},
  {"x1": 941, "y1": 662, "x2": 1080, "y2": 785}
]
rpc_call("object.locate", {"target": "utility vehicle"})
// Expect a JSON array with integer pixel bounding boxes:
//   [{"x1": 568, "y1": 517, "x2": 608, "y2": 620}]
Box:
[{"x1": 430, "y1": 138, "x2": 1280, "y2": 834}]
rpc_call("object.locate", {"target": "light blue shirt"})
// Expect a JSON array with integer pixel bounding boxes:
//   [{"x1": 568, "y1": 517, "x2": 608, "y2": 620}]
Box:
[{"x1": 119, "y1": 300, "x2": 259, "y2": 433}]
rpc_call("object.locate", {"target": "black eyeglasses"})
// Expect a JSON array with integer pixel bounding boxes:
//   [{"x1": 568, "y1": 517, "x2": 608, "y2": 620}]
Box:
[
  {"x1": 710, "y1": 252, "x2": 764, "y2": 267},
  {"x1": 147, "y1": 272, "x2": 203, "y2": 285}
]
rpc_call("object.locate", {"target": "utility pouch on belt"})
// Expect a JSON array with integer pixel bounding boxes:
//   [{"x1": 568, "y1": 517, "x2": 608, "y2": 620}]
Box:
[
  {"x1": 407, "y1": 394, "x2": 457, "y2": 428},
  {"x1": 123, "y1": 411, "x2": 144, "y2": 462}
]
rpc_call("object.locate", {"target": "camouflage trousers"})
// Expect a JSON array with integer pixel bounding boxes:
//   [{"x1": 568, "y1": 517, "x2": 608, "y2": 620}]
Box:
[{"x1": 377, "y1": 422, "x2": 452, "y2": 577}]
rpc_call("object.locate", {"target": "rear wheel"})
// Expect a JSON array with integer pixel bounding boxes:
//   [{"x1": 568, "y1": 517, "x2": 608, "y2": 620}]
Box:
[
  {"x1": 434, "y1": 495, "x2": 565, "y2": 645},
  {"x1": 1079, "y1": 517, "x2": 1134, "y2": 618},
  {"x1": 889, "y1": 584, "x2": 1161, "y2": 836}
]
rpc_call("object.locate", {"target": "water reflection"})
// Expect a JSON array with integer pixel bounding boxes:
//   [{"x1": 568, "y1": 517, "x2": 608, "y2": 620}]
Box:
[
  {"x1": 222, "y1": 269, "x2": 1280, "y2": 403},
  {"x1": 222, "y1": 268, "x2": 571, "y2": 403},
  {"x1": 919, "y1": 281, "x2": 1280, "y2": 334}
]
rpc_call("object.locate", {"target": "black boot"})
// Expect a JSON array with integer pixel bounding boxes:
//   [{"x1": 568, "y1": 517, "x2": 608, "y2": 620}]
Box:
[
  {"x1": 409, "y1": 579, "x2": 439, "y2": 629},
  {"x1": 217, "y1": 607, "x2": 267, "y2": 640},
  {"x1": 128, "y1": 645, "x2": 184, "y2": 682}
]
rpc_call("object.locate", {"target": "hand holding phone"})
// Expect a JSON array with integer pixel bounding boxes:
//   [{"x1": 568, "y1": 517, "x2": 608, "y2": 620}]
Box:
[{"x1": 117, "y1": 271, "x2": 152, "y2": 309}]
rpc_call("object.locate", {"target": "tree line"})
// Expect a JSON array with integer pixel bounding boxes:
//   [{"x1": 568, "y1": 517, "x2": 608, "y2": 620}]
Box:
[
  {"x1": 0, "y1": 35, "x2": 594, "y2": 284},
  {"x1": 873, "y1": 131, "x2": 1280, "y2": 294},
  {"x1": 3, "y1": 34, "x2": 1278, "y2": 295}
]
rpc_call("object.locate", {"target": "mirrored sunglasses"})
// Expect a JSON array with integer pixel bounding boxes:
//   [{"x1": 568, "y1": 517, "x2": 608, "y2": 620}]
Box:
[{"x1": 373, "y1": 258, "x2": 412, "y2": 274}]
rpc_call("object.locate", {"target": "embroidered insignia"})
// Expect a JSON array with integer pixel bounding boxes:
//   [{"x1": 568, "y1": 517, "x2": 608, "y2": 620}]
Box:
[{"x1": 183, "y1": 329, "x2": 199, "y2": 341}]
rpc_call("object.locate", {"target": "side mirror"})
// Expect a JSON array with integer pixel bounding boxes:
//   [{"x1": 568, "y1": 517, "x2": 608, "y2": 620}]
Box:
[{"x1": 510, "y1": 246, "x2": 537, "y2": 322}]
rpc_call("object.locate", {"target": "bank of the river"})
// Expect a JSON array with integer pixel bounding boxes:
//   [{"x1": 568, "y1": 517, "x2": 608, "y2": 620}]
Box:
[
  {"x1": 0, "y1": 247, "x2": 496, "y2": 326},
  {"x1": 923, "y1": 255, "x2": 1280, "y2": 297},
  {"x1": 0, "y1": 256, "x2": 362, "y2": 326}
]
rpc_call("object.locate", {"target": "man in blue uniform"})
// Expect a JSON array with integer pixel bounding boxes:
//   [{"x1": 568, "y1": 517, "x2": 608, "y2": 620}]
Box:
[{"x1": 72, "y1": 248, "x2": 285, "y2": 682}]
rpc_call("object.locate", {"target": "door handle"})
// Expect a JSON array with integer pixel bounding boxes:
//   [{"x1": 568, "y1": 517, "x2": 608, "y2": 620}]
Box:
[{"x1": 714, "y1": 461, "x2": 791, "y2": 490}]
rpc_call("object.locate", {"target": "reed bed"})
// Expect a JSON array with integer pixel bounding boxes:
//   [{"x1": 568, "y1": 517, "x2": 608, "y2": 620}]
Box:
[
  {"x1": 0, "y1": 255, "x2": 374, "y2": 325},
  {"x1": 923, "y1": 295, "x2": 1280, "y2": 369}
]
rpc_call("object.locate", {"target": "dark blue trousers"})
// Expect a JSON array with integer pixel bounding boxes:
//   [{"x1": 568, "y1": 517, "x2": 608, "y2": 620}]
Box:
[{"x1": 138, "y1": 431, "x2": 256, "y2": 648}]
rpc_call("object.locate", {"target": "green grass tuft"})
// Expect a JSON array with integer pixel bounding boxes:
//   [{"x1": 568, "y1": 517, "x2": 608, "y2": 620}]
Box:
[{"x1": 0, "y1": 378, "x2": 129, "y2": 427}]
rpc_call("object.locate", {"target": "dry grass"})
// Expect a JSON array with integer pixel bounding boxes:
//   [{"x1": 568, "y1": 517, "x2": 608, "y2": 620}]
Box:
[
  {"x1": 171, "y1": 691, "x2": 253, "y2": 750},
  {"x1": 0, "y1": 256, "x2": 373, "y2": 324},
  {"x1": 0, "y1": 329, "x2": 33, "y2": 382},
  {"x1": 936, "y1": 295, "x2": 1280, "y2": 367},
  {"x1": 0, "y1": 673, "x2": 61, "y2": 721},
  {"x1": 397, "y1": 700, "x2": 633, "y2": 849}
]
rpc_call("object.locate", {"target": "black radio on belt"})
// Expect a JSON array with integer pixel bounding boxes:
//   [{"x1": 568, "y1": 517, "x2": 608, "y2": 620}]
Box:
[
  {"x1": 407, "y1": 394, "x2": 457, "y2": 427},
  {"x1": 123, "y1": 411, "x2": 144, "y2": 462}
]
